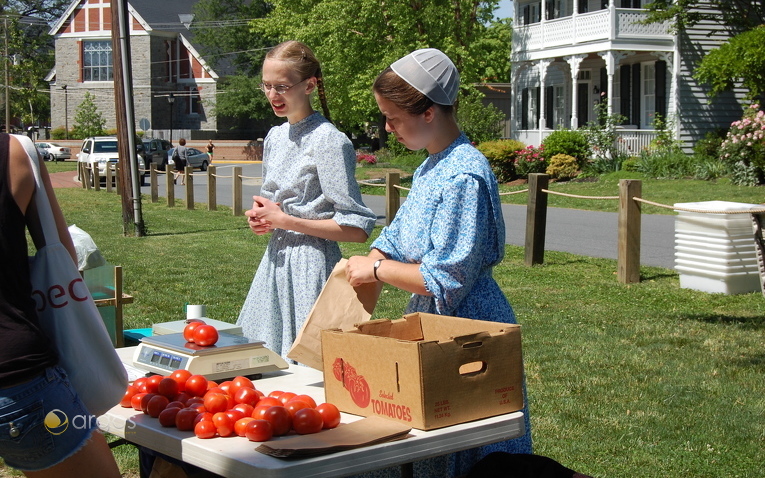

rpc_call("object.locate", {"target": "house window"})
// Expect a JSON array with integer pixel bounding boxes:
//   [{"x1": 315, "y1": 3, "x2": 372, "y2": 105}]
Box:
[
  {"x1": 82, "y1": 40, "x2": 113, "y2": 82},
  {"x1": 554, "y1": 86, "x2": 565, "y2": 127},
  {"x1": 187, "y1": 87, "x2": 201, "y2": 115},
  {"x1": 642, "y1": 62, "x2": 656, "y2": 128},
  {"x1": 522, "y1": 2, "x2": 541, "y2": 24}
]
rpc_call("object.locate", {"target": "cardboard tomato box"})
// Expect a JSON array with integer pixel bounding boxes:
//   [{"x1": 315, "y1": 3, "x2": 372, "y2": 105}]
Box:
[{"x1": 321, "y1": 312, "x2": 524, "y2": 430}]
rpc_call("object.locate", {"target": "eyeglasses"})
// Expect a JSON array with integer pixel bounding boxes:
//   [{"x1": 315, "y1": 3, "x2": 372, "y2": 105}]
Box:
[{"x1": 259, "y1": 78, "x2": 309, "y2": 95}]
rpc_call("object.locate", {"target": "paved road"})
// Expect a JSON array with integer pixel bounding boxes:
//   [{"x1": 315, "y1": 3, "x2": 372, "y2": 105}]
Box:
[{"x1": 55, "y1": 162, "x2": 678, "y2": 270}]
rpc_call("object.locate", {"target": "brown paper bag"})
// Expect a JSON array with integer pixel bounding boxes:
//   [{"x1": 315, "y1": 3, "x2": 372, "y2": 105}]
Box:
[{"x1": 287, "y1": 258, "x2": 380, "y2": 370}]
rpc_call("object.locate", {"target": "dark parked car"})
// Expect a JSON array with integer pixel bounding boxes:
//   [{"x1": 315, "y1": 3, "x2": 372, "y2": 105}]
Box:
[{"x1": 142, "y1": 139, "x2": 174, "y2": 171}]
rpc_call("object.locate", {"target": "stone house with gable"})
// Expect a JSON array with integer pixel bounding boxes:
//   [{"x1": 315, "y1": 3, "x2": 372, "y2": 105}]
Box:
[
  {"x1": 511, "y1": 0, "x2": 748, "y2": 153},
  {"x1": 46, "y1": 0, "x2": 241, "y2": 140}
]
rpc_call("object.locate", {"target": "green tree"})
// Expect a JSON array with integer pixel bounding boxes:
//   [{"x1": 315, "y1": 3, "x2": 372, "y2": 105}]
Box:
[
  {"x1": 72, "y1": 92, "x2": 106, "y2": 138},
  {"x1": 250, "y1": 0, "x2": 510, "y2": 132},
  {"x1": 643, "y1": 1, "x2": 765, "y2": 101},
  {"x1": 190, "y1": 0, "x2": 275, "y2": 120},
  {"x1": 1, "y1": 1, "x2": 69, "y2": 129}
]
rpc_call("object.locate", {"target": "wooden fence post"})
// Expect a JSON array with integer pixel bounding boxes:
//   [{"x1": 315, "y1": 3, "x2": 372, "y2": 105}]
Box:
[
  {"x1": 385, "y1": 172, "x2": 400, "y2": 225},
  {"x1": 166, "y1": 166, "x2": 174, "y2": 207},
  {"x1": 525, "y1": 173, "x2": 549, "y2": 266},
  {"x1": 233, "y1": 166, "x2": 243, "y2": 216},
  {"x1": 92, "y1": 165, "x2": 101, "y2": 191},
  {"x1": 618, "y1": 179, "x2": 642, "y2": 283},
  {"x1": 79, "y1": 163, "x2": 87, "y2": 189},
  {"x1": 185, "y1": 166, "x2": 194, "y2": 210},
  {"x1": 105, "y1": 164, "x2": 113, "y2": 192},
  {"x1": 207, "y1": 165, "x2": 217, "y2": 211},
  {"x1": 150, "y1": 164, "x2": 158, "y2": 203}
]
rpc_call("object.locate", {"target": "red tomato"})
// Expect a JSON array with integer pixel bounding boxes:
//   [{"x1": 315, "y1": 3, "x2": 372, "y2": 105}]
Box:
[
  {"x1": 263, "y1": 406, "x2": 291, "y2": 436},
  {"x1": 290, "y1": 394, "x2": 317, "y2": 409},
  {"x1": 285, "y1": 400, "x2": 311, "y2": 419},
  {"x1": 195, "y1": 411, "x2": 213, "y2": 425},
  {"x1": 230, "y1": 376, "x2": 255, "y2": 396},
  {"x1": 193, "y1": 325, "x2": 219, "y2": 347},
  {"x1": 218, "y1": 381, "x2": 234, "y2": 395},
  {"x1": 120, "y1": 385, "x2": 138, "y2": 408},
  {"x1": 225, "y1": 409, "x2": 245, "y2": 423},
  {"x1": 251, "y1": 405, "x2": 270, "y2": 420},
  {"x1": 234, "y1": 387, "x2": 261, "y2": 407},
  {"x1": 158, "y1": 377, "x2": 179, "y2": 399},
  {"x1": 268, "y1": 390, "x2": 284, "y2": 399},
  {"x1": 235, "y1": 417, "x2": 256, "y2": 437},
  {"x1": 257, "y1": 397, "x2": 281, "y2": 409},
  {"x1": 175, "y1": 408, "x2": 200, "y2": 431},
  {"x1": 206, "y1": 380, "x2": 219, "y2": 390},
  {"x1": 158, "y1": 406, "x2": 181, "y2": 427},
  {"x1": 194, "y1": 420, "x2": 217, "y2": 439},
  {"x1": 133, "y1": 377, "x2": 149, "y2": 393},
  {"x1": 169, "y1": 370, "x2": 192, "y2": 391},
  {"x1": 316, "y1": 403, "x2": 341, "y2": 429},
  {"x1": 140, "y1": 393, "x2": 158, "y2": 414},
  {"x1": 244, "y1": 419, "x2": 273, "y2": 442},
  {"x1": 203, "y1": 393, "x2": 229, "y2": 414},
  {"x1": 184, "y1": 375, "x2": 208, "y2": 398},
  {"x1": 277, "y1": 392, "x2": 297, "y2": 405},
  {"x1": 183, "y1": 319, "x2": 206, "y2": 343},
  {"x1": 131, "y1": 392, "x2": 148, "y2": 411},
  {"x1": 147, "y1": 394, "x2": 170, "y2": 418},
  {"x1": 292, "y1": 408, "x2": 323, "y2": 435},
  {"x1": 212, "y1": 412, "x2": 235, "y2": 437},
  {"x1": 145, "y1": 375, "x2": 164, "y2": 394},
  {"x1": 233, "y1": 403, "x2": 254, "y2": 418}
]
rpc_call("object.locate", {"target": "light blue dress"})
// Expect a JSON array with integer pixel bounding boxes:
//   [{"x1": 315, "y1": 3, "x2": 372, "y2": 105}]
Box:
[
  {"x1": 363, "y1": 133, "x2": 533, "y2": 477},
  {"x1": 237, "y1": 112, "x2": 376, "y2": 359}
]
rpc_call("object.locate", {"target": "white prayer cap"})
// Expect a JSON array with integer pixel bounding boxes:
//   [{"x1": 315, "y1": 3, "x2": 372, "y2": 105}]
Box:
[{"x1": 390, "y1": 48, "x2": 459, "y2": 106}]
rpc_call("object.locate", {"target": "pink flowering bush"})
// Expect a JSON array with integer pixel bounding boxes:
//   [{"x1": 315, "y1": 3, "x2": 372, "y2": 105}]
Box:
[
  {"x1": 719, "y1": 104, "x2": 765, "y2": 185},
  {"x1": 356, "y1": 152, "x2": 377, "y2": 166},
  {"x1": 514, "y1": 145, "x2": 547, "y2": 178}
]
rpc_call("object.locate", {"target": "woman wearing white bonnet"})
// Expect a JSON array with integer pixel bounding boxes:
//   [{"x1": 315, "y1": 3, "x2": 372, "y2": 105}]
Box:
[{"x1": 346, "y1": 48, "x2": 534, "y2": 476}]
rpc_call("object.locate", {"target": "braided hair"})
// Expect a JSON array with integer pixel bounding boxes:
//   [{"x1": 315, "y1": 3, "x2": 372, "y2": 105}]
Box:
[{"x1": 265, "y1": 41, "x2": 332, "y2": 122}]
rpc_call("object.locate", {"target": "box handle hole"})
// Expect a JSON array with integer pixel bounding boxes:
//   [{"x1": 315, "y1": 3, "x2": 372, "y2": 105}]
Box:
[
  {"x1": 461, "y1": 340, "x2": 483, "y2": 349},
  {"x1": 459, "y1": 361, "x2": 487, "y2": 376}
]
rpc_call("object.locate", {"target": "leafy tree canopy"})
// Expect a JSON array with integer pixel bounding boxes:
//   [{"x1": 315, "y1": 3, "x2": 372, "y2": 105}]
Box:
[
  {"x1": 249, "y1": 0, "x2": 510, "y2": 131},
  {"x1": 643, "y1": 0, "x2": 765, "y2": 33},
  {"x1": 1, "y1": 1, "x2": 68, "y2": 128}
]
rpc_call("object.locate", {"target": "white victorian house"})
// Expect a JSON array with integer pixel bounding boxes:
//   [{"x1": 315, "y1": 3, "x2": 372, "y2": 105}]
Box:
[{"x1": 510, "y1": 0, "x2": 748, "y2": 153}]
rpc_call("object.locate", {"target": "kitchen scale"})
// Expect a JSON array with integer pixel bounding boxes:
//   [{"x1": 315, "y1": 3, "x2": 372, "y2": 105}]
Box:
[{"x1": 132, "y1": 332, "x2": 289, "y2": 381}]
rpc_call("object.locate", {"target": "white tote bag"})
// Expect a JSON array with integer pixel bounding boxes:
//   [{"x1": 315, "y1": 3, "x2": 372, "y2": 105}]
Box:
[{"x1": 17, "y1": 135, "x2": 128, "y2": 416}]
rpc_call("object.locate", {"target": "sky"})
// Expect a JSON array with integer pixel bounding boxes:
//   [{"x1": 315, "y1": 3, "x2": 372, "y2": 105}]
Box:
[{"x1": 495, "y1": 0, "x2": 514, "y2": 20}]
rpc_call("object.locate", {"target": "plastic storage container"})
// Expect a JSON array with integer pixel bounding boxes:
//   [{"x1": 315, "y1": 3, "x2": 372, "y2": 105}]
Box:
[{"x1": 674, "y1": 201, "x2": 761, "y2": 294}]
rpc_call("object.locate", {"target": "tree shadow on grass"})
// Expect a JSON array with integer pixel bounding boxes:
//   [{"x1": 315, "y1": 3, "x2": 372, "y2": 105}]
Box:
[{"x1": 680, "y1": 313, "x2": 765, "y2": 331}]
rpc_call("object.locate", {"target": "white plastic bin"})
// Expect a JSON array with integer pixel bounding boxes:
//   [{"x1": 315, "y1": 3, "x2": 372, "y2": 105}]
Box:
[{"x1": 674, "y1": 201, "x2": 761, "y2": 294}]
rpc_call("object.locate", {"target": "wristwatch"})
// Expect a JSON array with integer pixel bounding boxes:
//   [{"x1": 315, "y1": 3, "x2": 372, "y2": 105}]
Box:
[{"x1": 373, "y1": 259, "x2": 385, "y2": 281}]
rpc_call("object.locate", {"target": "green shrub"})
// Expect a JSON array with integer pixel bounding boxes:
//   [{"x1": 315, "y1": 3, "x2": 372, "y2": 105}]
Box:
[
  {"x1": 621, "y1": 157, "x2": 640, "y2": 172},
  {"x1": 542, "y1": 129, "x2": 590, "y2": 167},
  {"x1": 637, "y1": 149, "x2": 698, "y2": 179},
  {"x1": 457, "y1": 89, "x2": 505, "y2": 144},
  {"x1": 546, "y1": 154, "x2": 579, "y2": 179},
  {"x1": 477, "y1": 139, "x2": 524, "y2": 182},
  {"x1": 50, "y1": 127, "x2": 69, "y2": 140},
  {"x1": 693, "y1": 129, "x2": 727, "y2": 160}
]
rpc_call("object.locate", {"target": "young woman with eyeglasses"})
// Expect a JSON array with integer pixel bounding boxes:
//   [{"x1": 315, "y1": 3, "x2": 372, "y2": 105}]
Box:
[{"x1": 236, "y1": 41, "x2": 376, "y2": 359}]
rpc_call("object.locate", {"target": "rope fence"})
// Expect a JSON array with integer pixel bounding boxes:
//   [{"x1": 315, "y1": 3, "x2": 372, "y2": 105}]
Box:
[{"x1": 81, "y1": 166, "x2": 765, "y2": 291}]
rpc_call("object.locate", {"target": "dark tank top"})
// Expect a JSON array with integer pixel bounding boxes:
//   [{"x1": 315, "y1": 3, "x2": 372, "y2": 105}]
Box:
[{"x1": 0, "y1": 134, "x2": 57, "y2": 386}]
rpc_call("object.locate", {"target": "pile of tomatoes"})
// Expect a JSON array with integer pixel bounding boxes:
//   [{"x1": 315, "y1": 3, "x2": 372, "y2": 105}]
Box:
[{"x1": 120, "y1": 370, "x2": 341, "y2": 442}]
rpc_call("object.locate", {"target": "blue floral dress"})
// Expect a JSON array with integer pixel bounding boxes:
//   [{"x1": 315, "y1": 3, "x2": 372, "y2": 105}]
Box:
[
  {"x1": 237, "y1": 112, "x2": 376, "y2": 359},
  {"x1": 363, "y1": 133, "x2": 533, "y2": 477}
]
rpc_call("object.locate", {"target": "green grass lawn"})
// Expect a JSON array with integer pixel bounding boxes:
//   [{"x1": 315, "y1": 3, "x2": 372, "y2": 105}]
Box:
[{"x1": 9, "y1": 161, "x2": 763, "y2": 477}]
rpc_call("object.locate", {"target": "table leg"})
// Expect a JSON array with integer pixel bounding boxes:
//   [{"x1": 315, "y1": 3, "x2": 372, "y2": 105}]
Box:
[{"x1": 401, "y1": 462, "x2": 414, "y2": 478}]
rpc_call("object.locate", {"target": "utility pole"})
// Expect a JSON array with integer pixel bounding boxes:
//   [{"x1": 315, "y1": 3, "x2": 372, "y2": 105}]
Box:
[{"x1": 111, "y1": 0, "x2": 145, "y2": 236}]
